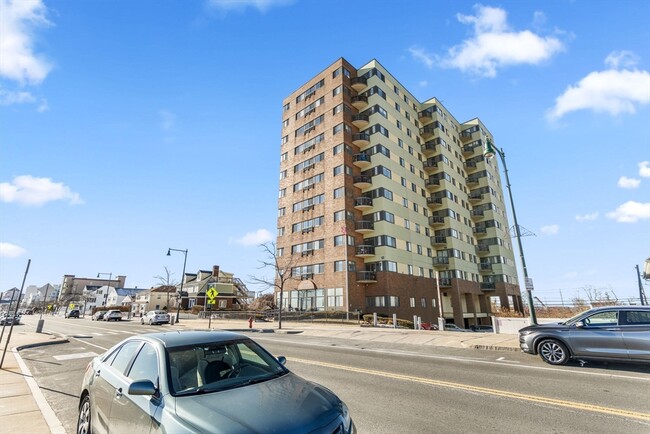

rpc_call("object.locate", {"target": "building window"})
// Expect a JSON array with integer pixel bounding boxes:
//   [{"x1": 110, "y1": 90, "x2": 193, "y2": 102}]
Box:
[
  {"x1": 283, "y1": 103, "x2": 290, "y2": 111},
  {"x1": 409, "y1": 297, "x2": 415, "y2": 308},
  {"x1": 282, "y1": 119, "x2": 289, "y2": 128},
  {"x1": 277, "y1": 247, "x2": 284, "y2": 257},
  {"x1": 406, "y1": 242, "x2": 412, "y2": 252},
  {"x1": 334, "y1": 210, "x2": 344, "y2": 221},
  {"x1": 334, "y1": 187, "x2": 344, "y2": 199},
  {"x1": 334, "y1": 261, "x2": 345, "y2": 272},
  {"x1": 334, "y1": 235, "x2": 344, "y2": 246},
  {"x1": 333, "y1": 165, "x2": 343, "y2": 176},
  {"x1": 279, "y1": 188, "x2": 286, "y2": 198},
  {"x1": 280, "y1": 170, "x2": 287, "y2": 180},
  {"x1": 278, "y1": 207, "x2": 285, "y2": 217},
  {"x1": 281, "y1": 152, "x2": 287, "y2": 162},
  {"x1": 278, "y1": 227, "x2": 285, "y2": 236},
  {"x1": 408, "y1": 265, "x2": 413, "y2": 275},
  {"x1": 333, "y1": 143, "x2": 343, "y2": 155},
  {"x1": 420, "y1": 298, "x2": 426, "y2": 308}
]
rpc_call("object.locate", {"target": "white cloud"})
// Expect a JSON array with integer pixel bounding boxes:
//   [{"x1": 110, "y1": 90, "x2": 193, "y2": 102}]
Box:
[
  {"x1": 159, "y1": 110, "x2": 176, "y2": 131},
  {"x1": 0, "y1": 175, "x2": 82, "y2": 206},
  {"x1": 0, "y1": 0, "x2": 53, "y2": 84},
  {"x1": 605, "y1": 50, "x2": 638, "y2": 69},
  {"x1": 232, "y1": 229, "x2": 274, "y2": 246},
  {"x1": 0, "y1": 87, "x2": 35, "y2": 105},
  {"x1": 606, "y1": 201, "x2": 650, "y2": 223},
  {"x1": 639, "y1": 161, "x2": 650, "y2": 178},
  {"x1": 0, "y1": 242, "x2": 26, "y2": 258},
  {"x1": 547, "y1": 52, "x2": 650, "y2": 121},
  {"x1": 206, "y1": 0, "x2": 294, "y2": 12},
  {"x1": 540, "y1": 224, "x2": 559, "y2": 235},
  {"x1": 617, "y1": 176, "x2": 640, "y2": 189},
  {"x1": 575, "y1": 212, "x2": 599, "y2": 222},
  {"x1": 418, "y1": 80, "x2": 428, "y2": 88},
  {"x1": 438, "y1": 5, "x2": 564, "y2": 77},
  {"x1": 37, "y1": 98, "x2": 48, "y2": 112},
  {"x1": 408, "y1": 46, "x2": 435, "y2": 68}
]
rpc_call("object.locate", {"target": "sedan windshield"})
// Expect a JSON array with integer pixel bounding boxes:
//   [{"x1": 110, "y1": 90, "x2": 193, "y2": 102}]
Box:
[{"x1": 166, "y1": 339, "x2": 287, "y2": 396}]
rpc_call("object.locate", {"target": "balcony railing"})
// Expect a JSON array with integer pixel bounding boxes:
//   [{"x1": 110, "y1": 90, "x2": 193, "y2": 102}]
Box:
[
  {"x1": 479, "y1": 263, "x2": 493, "y2": 271},
  {"x1": 421, "y1": 143, "x2": 437, "y2": 155},
  {"x1": 354, "y1": 197, "x2": 373, "y2": 208},
  {"x1": 426, "y1": 197, "x2": 443, "y2": 207},
  {"x1": 438, "y1": 278, "x2": 452, "y2": 287},
  {"x1": 355, "y1": 220, "x2": 374, "y2": 232},
  {"x1": 353, "y1": 175, "x2": 372, "y2": 188},
  {"x1": 432, "y1": 257, "x2": 450, "y2": 265},
  {"x1": 418, "y1": 110, "x2": 433, "y2": 122},
  {"x1": 431, "y1": 236, "x2": 447, "y2": 245},
  {"x1": 429, "y1": 216, "x2": 445, "y2": 226},
  {"x1": 350, "y1": 77, "x2": 368, "y2": 91},
  {"x1": 351, "y1": 95, "x2": 369, "y2": 109},
  {"x1": 356, "y1": 271, "x2": 377, "y2": 283},
  {"x1": 419, "y1": 126, "x2": 436, "y2": 138},
  {"x1": 353, "y1": 153, "x2": 371, "y2": 167},
  {"x1": 355, "y1": 245, "x2": 375, "y2": 256},
  {"x1": 480, "y1": 282, "x2": 496, "y2": 291},
  {"x1": 351, "y1": 113, "x2": 370, "y2": 127},
  {"x1": 475, "y1": 244, "x2": 490, "y2": 253},
  {"x1": 352, "y1": 133, "x2": 370, "y2": 146}
]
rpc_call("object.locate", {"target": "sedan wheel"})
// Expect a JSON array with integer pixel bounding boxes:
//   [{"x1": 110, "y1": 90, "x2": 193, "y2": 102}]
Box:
[
  {"x1": 141, "y1": 318, "x2": 144, "y2": 324},
  {"x1": 149, "y1": 319, "x2": 153, "y2": 325},
  {"x1": 538, "y1": 339, "x2": 569, "y2": 365},
  {"x1": 77, "y1": 395, "x2": 91, "y2": 434}
]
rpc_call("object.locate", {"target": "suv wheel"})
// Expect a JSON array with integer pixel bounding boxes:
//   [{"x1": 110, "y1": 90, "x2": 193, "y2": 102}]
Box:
[{"x1": 538, "y1": 339, "x2": 569, "y2": 365}]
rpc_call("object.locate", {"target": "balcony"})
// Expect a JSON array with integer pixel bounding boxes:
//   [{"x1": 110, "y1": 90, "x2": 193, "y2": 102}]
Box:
[
  {"x1": 431, "y1": 236, "x2": 447, "y2": 246},
  {"x1": 425, "y1": 178, "x2": 441, "y2": 190},
  {"x1": 351, "y1": 113, "x2": 370, "y2": 128},
  {"x1": 466, "y1": 176, "x2": 479, "y2": 185},
  {"x1": 351, "y1": 95, "x2": 369, "y2": 109},
  {"x1": 301, "y1": 227, "x2": 314, "y2": 234},
  {"x1": 421, "y1": 143, "x2": 437, "y2": 156},
  {"x1": 462, "y1": 144, "x2": 476, "y2": 156},
  {"x1": 480, "y1": 282, "x2": 496, "y2": 291},
  {"x1": 352, "y1": 133, "x2": 370, "y2": 146},
  {"x1": 300, "y1": 273, "x2": 314, "y2": 280},
  {"x1": 356, "y1": 271, "x2": 377, "y2": 283},
  {"x1": 355, "y1": 220, "x2": 374, "y2": 233},
  {"x1": 419, "y1": 126, "x2": 436, "y2": 139},
  {"x1": 300, "y1": 249, "x2": 314, "y2": 257},
  {"x1": 473, "y1": 226, "x2": 487, "y2": 235},
  {"x1": 426, "y1": 197, "x2": 443, "y2": 208},
  {"x1": 471, "y1": 209, "x2": 484, "y2": 218},
  {"x1": 432, "y1": 256, "x2": 450, "y2": 265},
  {"x1": 353, "y1": 175, "x2": 372, "y2": 189},
  {"x1": 423, "y1": 160, "x2": 439, "y2": 174},
  {"x1": 353, "y1": 153, "x2": 371, "y2": 169},
  {"x1": 438, "y1": 278, "x2": 452, "y2": 288},
  {"x1": 479, "y1": 263, "x2": 493, "y2": 271},
  {"x1": 418, "y1": 110, "x2": 433, "y2": 123},
  {"x1": 469, "y1": 192, "x2": 483, "y2": 202},
  {"x1": 355, "y1": 245, "x2": 375, "y2": 257},
  {"x1": 460, "y1": 132, "x2": 475, "y2": 143},
  {"x1": 354, "y1": 197, "x2": 373, "y2": 210},
  {"x1": 350, "y1": 76, "x2": 368, "y2": 91},
  {"x1": 475, "y1": 244, "x2": 490, "y2": 253},
  {"x1": 429, "y1": 216, "x2": 445, "y2": 226}
]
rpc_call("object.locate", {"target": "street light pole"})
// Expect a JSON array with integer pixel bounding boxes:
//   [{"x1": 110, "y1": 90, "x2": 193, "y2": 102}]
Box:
[
  {"x1": 484, "y1": 139, "x2": 537, "y2": 325},
  {"x1": 167, "y1": 248, "x2": 188, "y2": 324}
]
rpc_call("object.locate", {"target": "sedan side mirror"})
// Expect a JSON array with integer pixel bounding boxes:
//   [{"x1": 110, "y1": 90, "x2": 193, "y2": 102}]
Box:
[
  {"x1": 277, "y1": 356, "x2": 287, "y2": 366},
  {"x1": 574, "y1": 321, "x2": 585, "y2": 328},
  {"x1": 128, "y1": 380, "x2": 157, "y2": 396}
]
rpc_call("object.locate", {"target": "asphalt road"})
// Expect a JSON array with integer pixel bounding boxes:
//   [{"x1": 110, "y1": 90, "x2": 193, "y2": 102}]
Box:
[{"x1": 17, "y1": 315, "x2": 650, "y2": 434}]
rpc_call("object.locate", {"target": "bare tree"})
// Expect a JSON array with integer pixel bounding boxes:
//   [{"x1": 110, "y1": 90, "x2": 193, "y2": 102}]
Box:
[
  {"x1": 154, "y1": 266, "x2": 179, "y2": 310},
  {"x1": 249, "y1": 293, "x2": 274, "y2": 311},
  {"x1": 248, "y1": 242, "x2": 296, "y2": 329}
]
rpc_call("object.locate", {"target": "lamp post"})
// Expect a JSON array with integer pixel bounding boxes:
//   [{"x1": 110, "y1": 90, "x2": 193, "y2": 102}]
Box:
[
  {"x1": 483, "y1": 139, "x2": 537, "y2": 325},
  {"x1": 167, "y1": 248, "x2": 188, "y2": 324},
  {"x1": 97, "y1": 272, "x2": 112, "y2": 315}
]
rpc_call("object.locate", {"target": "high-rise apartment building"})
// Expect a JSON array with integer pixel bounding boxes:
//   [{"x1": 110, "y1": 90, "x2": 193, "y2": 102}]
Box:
[{"x1": 276, "y1": 58, "x2": 523, "y2": 327}]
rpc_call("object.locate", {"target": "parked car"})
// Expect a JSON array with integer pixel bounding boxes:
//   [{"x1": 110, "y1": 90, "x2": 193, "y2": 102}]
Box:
[
  {"x1": 92, "y1": 311, "x2": 106, "y2": 321},
  {"x1": 103, "y1": 310, "x2": 123, "y2": 321},
  {"x1": 0, "y1": 314, "x2": 20, "y2": 325},
  {"x1": 519, "y1": 306, "x2": 650, "y2": 365},
  {"x1": 141, "y1": 310, "x2": 170, "y2": 325},
  {"x1": 443, "y1": 323, "x2": 469, "y2": 332},
  {"x1": 66, "y1": 309, "x2": 80, "y2": 318},
  {"x1": 470, "y1": 325, "x2": 494, "y2": 333},
  {"x1": 77, "y1": 331, "x2": 356, "y2": 434}
]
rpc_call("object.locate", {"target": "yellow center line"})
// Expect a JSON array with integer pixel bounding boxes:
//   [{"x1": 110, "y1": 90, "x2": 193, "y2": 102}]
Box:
[{"x1": 290, "y1": 357, "x2": 650, "y2": 422}]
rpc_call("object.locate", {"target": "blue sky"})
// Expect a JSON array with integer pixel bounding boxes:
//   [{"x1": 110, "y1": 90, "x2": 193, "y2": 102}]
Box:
[{"x1": 1, "y1": 0, "x2": 649, "y2": 303}]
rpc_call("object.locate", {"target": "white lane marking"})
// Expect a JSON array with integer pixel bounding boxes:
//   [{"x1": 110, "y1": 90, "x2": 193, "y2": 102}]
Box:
[
  {"x1": 69, "y1": 336, "x2": 110, "y2": 351},
  {"x1": 497, "y1": 357, "x2": 521, "y2": 363},
  {"x1": 53, "y1": 352, "x2": 99, "y2": 361},
  {"x1": 253, "y1": 336, "x2": 650, "y2": 382}
]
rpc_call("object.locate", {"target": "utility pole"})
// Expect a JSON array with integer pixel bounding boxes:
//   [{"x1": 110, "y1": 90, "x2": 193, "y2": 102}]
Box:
[{"x1": 636, "y1": 265, "x2": 647, "y2": 305}]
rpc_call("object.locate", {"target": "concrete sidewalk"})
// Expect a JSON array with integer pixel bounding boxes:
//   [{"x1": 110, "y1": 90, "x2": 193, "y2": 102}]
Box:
[{"x1": 0, "y1": 317, "x2": 519, "y2": 434}]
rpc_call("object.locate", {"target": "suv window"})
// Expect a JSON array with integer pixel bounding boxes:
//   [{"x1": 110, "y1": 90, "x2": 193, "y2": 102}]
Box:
[
  {"x1": 583, "y1": 311, "x2": 618, "y2": 327},
  {"x1": 622, "y1": 311, "x2": 650, "y2": 325}
]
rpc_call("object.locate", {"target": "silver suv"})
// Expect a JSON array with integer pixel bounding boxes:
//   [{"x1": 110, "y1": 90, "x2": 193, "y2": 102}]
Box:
[
  {"x1": 519, "y1": 306, "x2": 650, "y2": 365},
  {"x1": 103, "y1": 310, "x2": 123, "y2": 321}
]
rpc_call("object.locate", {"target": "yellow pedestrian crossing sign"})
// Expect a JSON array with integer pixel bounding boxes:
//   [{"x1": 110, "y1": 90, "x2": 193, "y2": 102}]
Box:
[{"x1": 207, "y1": 288, "x2": 218, "y2": 299}]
